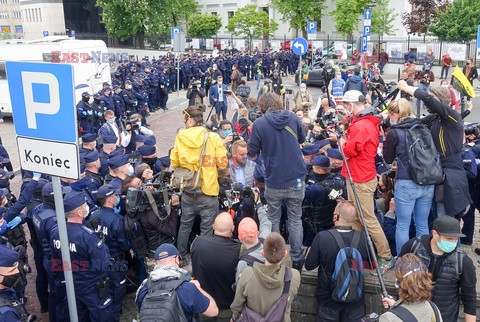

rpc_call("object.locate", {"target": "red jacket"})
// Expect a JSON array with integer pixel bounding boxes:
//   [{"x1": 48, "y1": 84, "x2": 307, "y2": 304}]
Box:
[{"x1": 341, "y1": 114, "x2": 381, "y2": 183}]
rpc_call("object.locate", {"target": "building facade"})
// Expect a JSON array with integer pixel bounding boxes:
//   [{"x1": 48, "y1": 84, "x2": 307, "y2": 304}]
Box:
[
  {"x1": 0, "y1": 0, "x2": 23, "y2": 39},
  {"x1": 20, "y1": 0, "x2": 65, "y2": 40},
  {"x1": 197, "y1": 0, "x2": 411, "y2": 40}
]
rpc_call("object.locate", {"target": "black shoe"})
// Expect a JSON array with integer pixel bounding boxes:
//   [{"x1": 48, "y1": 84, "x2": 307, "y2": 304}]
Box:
[
  {"x1": 475, "y1": 248, "x2": 480, "y2": 256},
  {"x1": 292, "y1": 260, "x2": 304, "y2": 271}
]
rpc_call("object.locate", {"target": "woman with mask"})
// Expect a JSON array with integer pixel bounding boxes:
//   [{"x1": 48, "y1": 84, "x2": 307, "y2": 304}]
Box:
[
  {"x1": 380, "y1": 253, "x2": 442, "y2": 321},
  {"x1": 382, "y1": 98, "x2": 435, "y2": 255}
]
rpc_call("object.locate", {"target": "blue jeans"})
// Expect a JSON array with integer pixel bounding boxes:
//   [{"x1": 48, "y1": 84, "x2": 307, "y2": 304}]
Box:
[
  {"x1": 256, "y1": 74, "x2": 261, "y2": 90},
  {"x1": 264, "y1": 182, "x2": 305, "y2": 262},
  {"x1": 394, "y1": 179, "x2": 434, "y2": 254}
]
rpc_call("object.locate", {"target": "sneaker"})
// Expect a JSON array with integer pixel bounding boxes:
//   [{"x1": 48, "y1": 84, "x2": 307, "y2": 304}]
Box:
[{"x1": 371, "y1": 257, "x2": 395, "y2": 276}]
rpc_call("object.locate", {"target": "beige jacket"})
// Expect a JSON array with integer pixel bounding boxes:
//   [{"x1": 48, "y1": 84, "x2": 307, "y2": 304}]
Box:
[
  {"x1": 380, "y1": 300, "x2": 443, "y2": 322},
  {"x1": 293, "y1": 90, "x2": 314, "y2": 111}
]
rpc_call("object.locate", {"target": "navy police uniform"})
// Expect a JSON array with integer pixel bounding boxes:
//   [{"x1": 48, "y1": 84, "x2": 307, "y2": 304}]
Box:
[
  {"x1": 87, "y1": 185, "x2": 129, "y2": 322},
  {"x1": 50, "y1": 191, "x2": 113, "y2": 322}
]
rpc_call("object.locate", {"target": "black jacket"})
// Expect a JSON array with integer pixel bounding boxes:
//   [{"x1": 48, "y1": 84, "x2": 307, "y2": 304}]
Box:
[
  {"x1": 139, "y1": 208, "x2": 178, "y2": 258},
  {"x1": 417, "y1": 88, "x2": 471, "y2": 214},
  {"x1": 400, "y1": 235, "x2": 476, "y2": 322}
]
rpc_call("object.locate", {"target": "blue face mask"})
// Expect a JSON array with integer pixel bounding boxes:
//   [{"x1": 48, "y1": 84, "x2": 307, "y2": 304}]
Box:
[
  {"x1": 222, "y1": 129, "x2": 232, "y2": 137},
  {"x1": 115, "y1": 195, "x2": 120, "y2": 207},
  {"x1": 107, "y1": 117, "x2": 116, "y2": 124},
  {"x1": 437, "y1": 238, "x2": 457, "y2": 253},
  {"x1": 128, "y1": 165, "x2": 134, "y2": 176}
]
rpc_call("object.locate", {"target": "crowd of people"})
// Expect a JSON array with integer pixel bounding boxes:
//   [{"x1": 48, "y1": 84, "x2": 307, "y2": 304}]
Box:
[{"x1": 0, "y1": 46, "x2": 479, "y2": 322}]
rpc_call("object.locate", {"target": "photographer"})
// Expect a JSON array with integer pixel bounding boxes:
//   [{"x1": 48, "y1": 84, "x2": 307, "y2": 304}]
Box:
[
  {"x1": 186, "y1": 79, "x2": 206, "y2": 108},
  {"x1": 122, "y1": 114, "x2": 153, "y2": 154},
  {"x1": 416, "y1": 66, "x2": 434, "y2": 110},
  {"x1": 235, "y1": 77, "x2": 250, "y2": 106}
]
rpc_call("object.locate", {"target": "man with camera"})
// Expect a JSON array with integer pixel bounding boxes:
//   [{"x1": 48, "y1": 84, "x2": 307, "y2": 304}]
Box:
[
  {"x1": 122, "y1": 114, "x2": 153, "y2": 154},
  {"x1": 186, "y1": 79, "x2": 206, "y2": 108},
  {"x1": 170, "y1": 106, "x2": 228, "y2": 264}
]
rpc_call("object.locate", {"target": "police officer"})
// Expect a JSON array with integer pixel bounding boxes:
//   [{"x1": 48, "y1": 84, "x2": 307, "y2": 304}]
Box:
[
  {"x1": 31, "y1": 182, "x2": 71, "y2": 321},
  {"x1": 79, "y1": 133, "x2": 97, "y2": 155},
  {"x1": 77, "y1": 92, "x2": 96, "y2": 135},
  {"x1": 91, "y1": 93, "x2": 107, "y2": 134},
  {"x1": 112, "y1": 85, "x2": 125, "y2": 121},
  {"x1": 24, "y1": 178, "x2": 49, "y2": 314},
  {"x1": 50, "y1": 191, "x2": 113, "y2": 322},
  {"x1": 146, "y1": 68, "x2": 158, "y2": 112},
  {"x1": 101, "y1": 87, "x2": 115, "y2": 114},
  {"x1": 84, "y1": 150, "x2": 104, "y2": 203},
  {"x1": 87, "y1": 184, "x2": 128, "y2": 322},
  {"x1": 122, "y1": 80, "x2": 138, "y2": 115},
  {"x1": 137, "y1": 145, "x2": 163, "y2": 174},
  {"x1": 133, "y1": 80, "x2": 148, "y2": 126},
  {"x1": 158, "y1": 66, "x2": 169, "y2": 111},
  {"x1": 0, "y1": 243, "x2": 26, "y2": 322},
  {"x1": 108, "y1": 154, "x2": 133, "y2": 190},
  {"x1": 303, "y1": 155, "x2": 344, "y2": 245}
]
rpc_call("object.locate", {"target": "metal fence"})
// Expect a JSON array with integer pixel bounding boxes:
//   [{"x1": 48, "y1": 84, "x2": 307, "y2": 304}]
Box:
[{"x1": 74, "y1": 32, "x2": 479, "y2": 66}]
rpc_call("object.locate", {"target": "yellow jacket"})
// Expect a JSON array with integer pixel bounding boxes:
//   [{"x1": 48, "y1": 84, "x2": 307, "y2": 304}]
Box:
[{"x1": 170, "y1": 126, "x2": 227, "y2": 196}]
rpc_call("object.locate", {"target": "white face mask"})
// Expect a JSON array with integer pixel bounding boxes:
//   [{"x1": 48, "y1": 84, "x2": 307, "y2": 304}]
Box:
[{"x1": 300, "y1": 88, "x2": 306, "y2": 93}]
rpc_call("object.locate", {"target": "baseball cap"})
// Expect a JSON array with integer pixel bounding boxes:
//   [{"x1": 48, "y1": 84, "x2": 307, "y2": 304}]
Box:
[
  {"x1": 238, "y1": 217, "x2": 259, "y2": 242},
  {"x1": 342, "y1": 90, "x2": 364, "y2": 102},
  {"x1": 154, "y1": 243, "x2": 180, "y2": 260},
  {"x1": 432, "y1": 216, "x2": 465, "y2": 237}
]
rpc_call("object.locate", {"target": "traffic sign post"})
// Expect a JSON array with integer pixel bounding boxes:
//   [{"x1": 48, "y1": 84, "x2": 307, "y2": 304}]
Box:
[
  {"x1": 171, "y1": 26, "x2": 181, "y2": 41},
  {"x1": 361, "y1": 36, "x2": 368, "y2": 53},
  {"x1": 363, "y1": 8, "x2": 372, "y2": 42},
  {"x1": 307, "y1": 21, "x2": 317, "y2": 40},
  {"x1": 477, "y1": 25, "x2": 480, "y2": 60},
  {"x1": 292, "y1": 37, "x2": 308, "y2": 56},
  {"x1": 6, "y1": 62, "x2": 79, "y2": 322},
  {"x1": 42, "y1": 30, "x2": 48, "y2": 37}
]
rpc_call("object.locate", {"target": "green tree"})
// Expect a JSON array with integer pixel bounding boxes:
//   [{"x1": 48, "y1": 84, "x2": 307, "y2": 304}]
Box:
[
  {"x1": 226, "y1": 5, "x2": 279, "y2": 50},
  {"x1": 270, "y1": 0, "x2": 325, "y2": 38},
  {"x1": 330, "y1": 0, "x2": 376, "y2": 38},
  {"x1": 188, "y1": 13, "x2": 222, "y2": 37},
  {"x1": 96, "y1": 0, "x2": 197, "y2": 48},
  {"x1": 371, "y1": 0, "x2": 397, "y2": 38},
  {"x1": 430, "y1": 0, "x2": 480, "y2": 42}
]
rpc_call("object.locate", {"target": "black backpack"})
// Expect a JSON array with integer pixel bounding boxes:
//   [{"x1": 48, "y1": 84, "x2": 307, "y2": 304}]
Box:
[
  {"x1": 124, "y1": 213, "x2": 148, "y2": 258},
  {"x1": 395, "y1": 123, "x2": 444, "y2": 186},
  {"x1": 389, "y1": 300, "x2": 441, "y2": 322},
  {"x1": 140, "y1": 278, "x2": 188, "y2": 322},
  {"x1": 328, "y1": 230, "x2": 364, "y2": 303}
]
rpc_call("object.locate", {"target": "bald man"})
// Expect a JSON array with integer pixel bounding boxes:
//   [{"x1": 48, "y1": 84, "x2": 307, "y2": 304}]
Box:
[{"x1": 190, "y1": 212, "x2": 241, "y2": 320}]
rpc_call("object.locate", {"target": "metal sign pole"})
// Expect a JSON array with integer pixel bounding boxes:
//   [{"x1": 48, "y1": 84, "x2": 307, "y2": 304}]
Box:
[
  {"x1": 177, "y1": 52, "x2": 180, "y2": 98},
  {"x1": 52, "y1": 176, "x2": 78, "y2": 322}
]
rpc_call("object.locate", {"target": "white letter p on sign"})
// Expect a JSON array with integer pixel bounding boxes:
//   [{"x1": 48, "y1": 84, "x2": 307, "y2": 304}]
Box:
[{"x1": 21, "y1": 71, "x2": 60, "y2": 129}]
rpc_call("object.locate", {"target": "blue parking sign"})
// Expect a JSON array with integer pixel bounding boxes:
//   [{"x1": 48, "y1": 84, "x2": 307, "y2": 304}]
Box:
[
  {"x1": 361, "y1": 36, "x2": 368, "y2": 53},
  {"x1": 171, "y1": 27, "x2": 181, "y2": 40},
  {"x1": 6, "y1": 62, "x2": 77, "y2": 143},
  {"x1": 307, "y1": 22, "x2": 317, "y2": 34},
  {"x1": 364, "y1": 9, "x2": 372, "y2": 20}
]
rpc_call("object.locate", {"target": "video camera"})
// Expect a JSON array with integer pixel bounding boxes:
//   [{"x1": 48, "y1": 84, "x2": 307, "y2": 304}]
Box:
[
  {"x1": 316, "y1": 113, "x2": 338, "y2": 129},
  {"x1": 464, "y1": 123, "x2": 479, "y2": 137},
  {"x1": 190, "y1": 79, "x2": 201, "y2": 90}
]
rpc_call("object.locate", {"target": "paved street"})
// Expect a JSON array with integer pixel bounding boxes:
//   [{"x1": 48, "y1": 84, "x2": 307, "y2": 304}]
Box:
[{"x1": 8, "y1": 70, "x2": 480, "y2": 321}]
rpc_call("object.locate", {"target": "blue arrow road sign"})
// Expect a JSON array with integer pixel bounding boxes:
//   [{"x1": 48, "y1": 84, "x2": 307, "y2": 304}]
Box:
[
  {"x1": 292, "y1": 37, "x2": 308, "y2": 56},
  {"x1": 363, "y1": 26, "x2": 371, "y2": 36},
  {"x1": 171, "y1": 27, "x2": 181, "y2": 40},
  {"x1": 6, "y1": 62, "x2": 77, "y2": 143},
  {"x1": 361, "y1": 36, "x2": 368, "y2": 53},
  {"x1": 364, "y1": 8, "x2": 372, "y2": 20},
  {"x1": 307, "y1": 21, "x2": 317, "y2": 34},
  {"x1": 42, "y1": 31, "x2": 48, "y2": 37}
]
